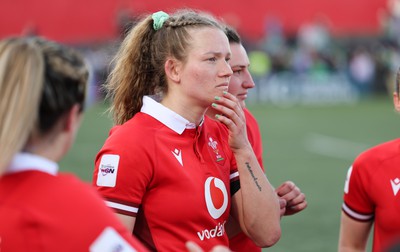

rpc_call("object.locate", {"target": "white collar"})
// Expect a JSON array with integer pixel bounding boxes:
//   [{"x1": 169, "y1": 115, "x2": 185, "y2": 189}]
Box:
[
  {"x1": 5, "y1": 152, "x2": 59, "y2": 175},
  {"x1": 140, "y1": 96, "x2": 198, "y2": 134}
]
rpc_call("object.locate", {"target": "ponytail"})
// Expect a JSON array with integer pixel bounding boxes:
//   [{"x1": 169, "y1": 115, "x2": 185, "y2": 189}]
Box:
[{"x1": 0, "y1": 38, "x2": 44, "y2": 173}]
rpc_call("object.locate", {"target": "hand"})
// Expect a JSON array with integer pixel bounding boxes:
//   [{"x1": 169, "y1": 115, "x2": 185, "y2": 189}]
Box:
[
  {"x1": 186, "y1": 241, "x2": 231, "y2": 252},
  {"x1": 278, "y1": 198, "x2": 287, "y2": 217},
  {"x1": 211, "y1": 92, "x2": 250, "y2": 152},
  {"x1": 275, "y1": 181, "x2": 307, "y2": 216}
]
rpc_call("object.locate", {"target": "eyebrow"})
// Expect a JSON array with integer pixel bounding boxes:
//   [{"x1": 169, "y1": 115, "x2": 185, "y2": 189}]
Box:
[
  {"x1": 203, "y1": 51, "x2": 231, "y2": 57},
  {"x1": 231, "y1": 64, "x2": 248, "y2": 69}
]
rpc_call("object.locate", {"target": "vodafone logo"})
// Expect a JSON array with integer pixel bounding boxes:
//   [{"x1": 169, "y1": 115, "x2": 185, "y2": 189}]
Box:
[{"x1": 204, "y1": 177, "x2": 228, "y2": 219}]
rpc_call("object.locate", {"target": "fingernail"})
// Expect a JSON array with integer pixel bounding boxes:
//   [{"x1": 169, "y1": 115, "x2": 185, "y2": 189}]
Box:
[
  {"x1": 214, "y1": 96, "x2": 220, "y2": 100},
  {"x1": 223, "y1": 91, "x2": 228, "y2": 95},
  {"x1": 215, "y1": 114, "x2": 220, "y2": 119},
  {"x1": 211, "y1": 103, "x2": 217, "y2": 108}
]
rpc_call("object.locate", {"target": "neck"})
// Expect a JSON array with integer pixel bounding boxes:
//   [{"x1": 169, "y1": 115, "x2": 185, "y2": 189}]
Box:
[
  {"x1": 23, "y1": 130, "x2": 68, "y2": 163},
  {"x1": 161, "y1": 94, "x2": 206, "y2": 126}
]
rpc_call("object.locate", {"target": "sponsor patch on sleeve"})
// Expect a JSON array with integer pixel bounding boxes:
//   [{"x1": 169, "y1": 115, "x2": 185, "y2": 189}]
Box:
[
  {"x1": 97, "y1": 154, "x2": 120, "y2": 187},
  {"x1": 90, "y1": 227, "x2": 136, "y2": 252}
]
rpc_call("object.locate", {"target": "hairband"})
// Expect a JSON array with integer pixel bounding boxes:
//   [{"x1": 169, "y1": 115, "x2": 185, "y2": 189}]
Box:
[{"x1": 152, "y1": 11, "x2": 169, "y2": 31}]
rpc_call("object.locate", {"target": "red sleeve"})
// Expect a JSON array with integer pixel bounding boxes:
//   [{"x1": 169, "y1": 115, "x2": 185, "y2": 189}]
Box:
[
  {"x1": 342, "y1": 154, "x2": 374, "y2": 221},
  {"x1": 92, "y1": 123, "x2": 154, "y2": 217}
]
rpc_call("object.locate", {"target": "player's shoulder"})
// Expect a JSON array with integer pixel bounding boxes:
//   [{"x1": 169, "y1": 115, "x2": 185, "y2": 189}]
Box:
[
  {"x1": 52, "y1": 173, "x2": 126, "y2": 213},
  {"x1": 105, "y1": 113, "x2": 162, "y2": 147},
  {"x1": 4, "y1": 172, "x2": 105, "y2": 211},
  {"x1": 52, "y1": 173, "x2": 99, "y2": 198},
  {"x1": 110, "y1": 113, "x2": 160, "y2": 135},
  {"x1": 354, "y1": 138, "x2": 400, "y2": 169}
]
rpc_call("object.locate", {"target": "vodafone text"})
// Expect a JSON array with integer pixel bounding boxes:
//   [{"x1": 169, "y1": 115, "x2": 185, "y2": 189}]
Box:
[{"x1": 197, "y1": 221, "x2": 226, "y2": 241}]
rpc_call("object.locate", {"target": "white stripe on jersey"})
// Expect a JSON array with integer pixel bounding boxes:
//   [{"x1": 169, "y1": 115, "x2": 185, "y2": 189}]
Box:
[
  {"x1": 106, "y1": 201, "x2": 138, "y2": 214},
  {"x1": 230, "y1": 171, "x2": 239, "y2": 180},
  {"x1": 342, "y1": 203, "x2": 373, "y2": 221}
]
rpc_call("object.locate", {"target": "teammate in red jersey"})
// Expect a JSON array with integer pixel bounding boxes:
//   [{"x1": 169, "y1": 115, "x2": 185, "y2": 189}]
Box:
[
  {"x1": 93, "y1": 9, "x2": 281, "y2": 251},
  {"x1": 0, "y1": 37, "x2": 147, "y2": 252},
  {"x1": 338, "y1": 68, "x2": 400, "y2": 252},
  {"x1": 212, "y1": 26, "x2": 308, "y2": 252}
]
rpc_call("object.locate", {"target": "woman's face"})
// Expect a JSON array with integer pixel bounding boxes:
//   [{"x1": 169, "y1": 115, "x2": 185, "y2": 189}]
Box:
[
  {"x1": 227, "y1": 43, "x2": 255, "y2": 108},
  {"x1": 178, "y1": 27, "x2": 232, "y2": 107}
]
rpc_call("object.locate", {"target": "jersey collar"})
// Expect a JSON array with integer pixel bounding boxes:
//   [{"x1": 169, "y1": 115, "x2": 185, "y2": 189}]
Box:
[
  {"x1": 5, "y1": 152, "x2": 59, "y2": 175},
  {"x1": 141, "y1": 95, "x2": 198, "y2": 134}
]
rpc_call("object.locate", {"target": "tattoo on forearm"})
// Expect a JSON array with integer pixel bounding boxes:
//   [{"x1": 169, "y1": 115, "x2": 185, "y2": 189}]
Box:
[{"x1": 245, "y1": 162, "x2": 262, "y2": 191}]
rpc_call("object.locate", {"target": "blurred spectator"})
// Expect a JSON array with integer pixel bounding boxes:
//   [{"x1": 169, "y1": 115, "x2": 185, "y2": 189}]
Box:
[
  {"x1": 81, "y1": 42, "x2": 117, "y2": 105},
  {"x1": 385, "y1": 0, "x2": 400, "y2": 47},
  {"x1": 297, "y1": 14, "x2": 331, "y2": 54},
  {"x1": 347, "y1": 46, "x2": 376, "y2": 95},
  {"x1": 262, "y1": 16, "x2": 286, "y2": 58}
]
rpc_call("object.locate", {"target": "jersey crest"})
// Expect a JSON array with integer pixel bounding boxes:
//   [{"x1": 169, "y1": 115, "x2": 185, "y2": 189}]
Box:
[{"x1": 207, "y1": 135, "x2": 226, "y2": 165}]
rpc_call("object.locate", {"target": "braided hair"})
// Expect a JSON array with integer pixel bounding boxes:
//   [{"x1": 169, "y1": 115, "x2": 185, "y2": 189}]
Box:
[
  {"x1": 105, "y1": 9, "x2": 224, "y2": 125},
  {"x1": 0, "y1": 37, "x2": 88, "y2": 173}
]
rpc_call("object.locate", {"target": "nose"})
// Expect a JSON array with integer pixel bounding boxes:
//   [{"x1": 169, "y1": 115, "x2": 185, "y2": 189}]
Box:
[
  {"x1": 242, "y1": 70, "x2": 255, "y2": 89},
  {"x1": 221, "y1": 60, "x2": 233, "y2": 77}
]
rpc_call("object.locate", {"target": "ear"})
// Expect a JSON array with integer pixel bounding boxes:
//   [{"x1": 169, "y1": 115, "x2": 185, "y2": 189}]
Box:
[
  {"x1": 63, "y1": 104, "x2": 83, "y2": 132},
  {"x1": 393, "y1": 92, "x2": 400, "y2": 112},
  {"x1": 164, "y1": 58, "x2": 181, "y2": 83}
]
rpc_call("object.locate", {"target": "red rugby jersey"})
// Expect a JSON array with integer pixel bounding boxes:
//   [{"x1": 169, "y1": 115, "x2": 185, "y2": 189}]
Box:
[
  {"x1": 93, "y1": 96, "x2": 239, "y2": 251},
  {"x1": 0, "y1": 153, "x2": 147, "y2": 252},
  {"x1": 244, "y1": 108, "x2": 264, "y2": 171},
  {"x1": 342, "y1": 138, "x2": 400, "y2": 252}
]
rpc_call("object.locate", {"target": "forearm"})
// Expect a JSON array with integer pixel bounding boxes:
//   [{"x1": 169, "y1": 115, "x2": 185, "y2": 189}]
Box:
[{"x1": 233, "y1": 145, "x2": 281, "y2": 247}]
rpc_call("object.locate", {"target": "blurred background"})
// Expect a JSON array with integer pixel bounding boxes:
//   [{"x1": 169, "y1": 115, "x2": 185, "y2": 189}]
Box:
[
  {"x1": 2, "y1": 0, "x2": 400, "y2": 105},
  {"x1": 2, "y1": 0, "x2": 399, "y2": 251}
]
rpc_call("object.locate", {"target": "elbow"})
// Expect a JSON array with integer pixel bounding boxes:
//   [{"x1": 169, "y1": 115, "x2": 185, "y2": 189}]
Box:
[
  {"x1": 249, "y1": 223, "x2": 281, "y2": 248},
  {"x1": 255, "y1": 229, "x2": 281, "y2": 248}
]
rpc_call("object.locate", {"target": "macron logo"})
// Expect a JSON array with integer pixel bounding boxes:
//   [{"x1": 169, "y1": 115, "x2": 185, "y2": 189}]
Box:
[
  {"x1": 391, "y1": 178, "x2": 400, "y2": 196},
  {"x1": 172, "y1": 148, "x2": 183, "y2": 166}
]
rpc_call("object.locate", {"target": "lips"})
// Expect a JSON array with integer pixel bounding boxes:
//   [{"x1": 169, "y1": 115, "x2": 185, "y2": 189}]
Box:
[
  {"x1": 216, "y1": 83, "x2": 229, "y2": 92},
  {"x1": 216, "y1": 83, "x2": 229, "y2": 88}
]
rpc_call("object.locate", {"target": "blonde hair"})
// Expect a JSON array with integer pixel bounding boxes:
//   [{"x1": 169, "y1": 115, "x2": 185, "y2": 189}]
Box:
[
  {"x1": 0, "y1": 38, "x2": 44, "y2": 173},
  {"x1": 0, "y1": 37, "x2": 88, "y2": 174},
  {"x1": 105, "y1": 9, "x2": 223, "y2": 125}
]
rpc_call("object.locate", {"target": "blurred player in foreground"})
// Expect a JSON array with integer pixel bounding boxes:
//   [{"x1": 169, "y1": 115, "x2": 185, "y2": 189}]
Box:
[{"x1": 0, "y1": 36, "x2": 147, "y2": 252}]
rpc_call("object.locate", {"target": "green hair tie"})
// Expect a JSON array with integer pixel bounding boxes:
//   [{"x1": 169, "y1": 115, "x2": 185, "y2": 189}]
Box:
[{"x1": 152, "y1": 11, "x2": 169, "y2": 31}]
